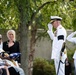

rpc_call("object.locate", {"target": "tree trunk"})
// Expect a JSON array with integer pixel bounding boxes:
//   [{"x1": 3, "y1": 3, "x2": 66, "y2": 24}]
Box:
[
  {"x1": 28, "y1": 25, "x2": 37, "y2": 75},
  {"x1": 18, "y1": 2, "x2": 30, "y2": 75},
  {"x1": 19, "y1": 26, "x2": 29, "y2": 75}
]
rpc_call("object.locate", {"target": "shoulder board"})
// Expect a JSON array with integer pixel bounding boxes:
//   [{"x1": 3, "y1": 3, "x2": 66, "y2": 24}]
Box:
[{"x1": 59, "y1": 27, "x2": 62, "y2": 29}]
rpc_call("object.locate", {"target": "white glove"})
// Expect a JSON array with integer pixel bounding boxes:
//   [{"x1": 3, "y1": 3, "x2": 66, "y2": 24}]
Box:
[
  {"x1": 47, "y1": 30, "x2": 50, "y2": 34},
  {"x1": 48, "y1": 23, "x2": 53, "y2": 30}
]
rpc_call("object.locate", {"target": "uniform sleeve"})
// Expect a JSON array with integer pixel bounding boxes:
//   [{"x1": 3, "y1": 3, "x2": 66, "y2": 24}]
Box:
[
  {"x1": 56, "y1": 28, "x2": 66, "y2": 52},
  {"x1": 47, "y1": 23, "x2": 55, "y2": 40},
  {"x1": 67, "y1": 31, "x2": 76, "y2": 43},
  {"x1": 47, "y1": 30, "x2": 54, "y2": 40}
]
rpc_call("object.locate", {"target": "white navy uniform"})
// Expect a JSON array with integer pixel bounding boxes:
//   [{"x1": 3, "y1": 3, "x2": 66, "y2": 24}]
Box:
[
  {"x1": 47, "y1": 24, "x2": 67, "y2": 75},
  {"x1": 67, "y1": 31, "x2": 76, "y2": 74}
]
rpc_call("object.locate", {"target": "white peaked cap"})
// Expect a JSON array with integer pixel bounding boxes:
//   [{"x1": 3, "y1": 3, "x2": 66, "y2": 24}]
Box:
[{"x1": 50, "y1": 16, "x2": 62, "y2": 20}]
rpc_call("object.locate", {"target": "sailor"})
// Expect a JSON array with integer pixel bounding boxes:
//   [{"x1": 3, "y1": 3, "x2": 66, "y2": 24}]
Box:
[
  {"x1": 67, "y1": 31, "x2": 76, "y2": 75},
  {"x1": 47, "y1": 16, "x2": 67, "y2": 75}
]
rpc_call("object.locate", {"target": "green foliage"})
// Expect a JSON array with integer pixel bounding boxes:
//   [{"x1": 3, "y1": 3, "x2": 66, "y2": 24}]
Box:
[
  {"x1": 0, "y1": 0, "x2": 76, "y2": 30},
  {"x1": 33, "y1": 58, "x2": 55, "y2": 75},
  {"x1": 67, "y1": 49, "x2": 74, "y2": 62},
  {"x1": 72, "y1": 11, "x2": 76, "y2": 31},
  {"x1": 0, "y1": 0, "x2": 19, "y2": 29}
]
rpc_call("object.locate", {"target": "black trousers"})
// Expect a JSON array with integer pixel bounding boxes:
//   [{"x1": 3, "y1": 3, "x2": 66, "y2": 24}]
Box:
[{"x1": 8, "y1": 67, "x2": 20, "y2": 75}]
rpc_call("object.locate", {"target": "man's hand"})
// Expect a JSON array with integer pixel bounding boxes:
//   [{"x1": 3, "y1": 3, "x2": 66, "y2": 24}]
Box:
[{"x1": 48, "y1": 23, "x2": 53, "y2": 30}]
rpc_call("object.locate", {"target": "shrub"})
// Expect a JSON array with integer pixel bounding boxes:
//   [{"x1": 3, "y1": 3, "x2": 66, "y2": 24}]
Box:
[{"x1": 33, "y1": 58, "x2": 55, "y2": 75}]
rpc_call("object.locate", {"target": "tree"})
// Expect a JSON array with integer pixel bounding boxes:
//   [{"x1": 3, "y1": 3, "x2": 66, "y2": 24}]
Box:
[
  {"x1": 14, "y1": 0, "x2": 54, "y2": 75},
  {"x1": 0, "y1": 0, "x2": 76, "y2": 75},
  {"x1": 0, "y1": 0, "x2": 19, "y2": 29},
  {"x1": 15, "y1": 0, "x2": 76, "y2": 75}
]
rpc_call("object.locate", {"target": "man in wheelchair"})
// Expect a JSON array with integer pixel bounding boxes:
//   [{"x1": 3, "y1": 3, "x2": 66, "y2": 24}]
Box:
[{"x1": 0, "y1": 49, "x2": 25, "y2": 75}]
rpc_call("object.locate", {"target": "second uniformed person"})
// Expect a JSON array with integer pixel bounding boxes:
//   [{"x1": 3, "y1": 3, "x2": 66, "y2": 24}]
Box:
[
  {"x1": 67, "y1": 31, "x2": 76, "y2": 75},
  {"x1": 47, "y1": 16, "x2": 67, "y2": 75}
]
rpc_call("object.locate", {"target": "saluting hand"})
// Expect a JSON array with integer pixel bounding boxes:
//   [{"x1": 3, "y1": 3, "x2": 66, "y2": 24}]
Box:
[{"x1": 48, "y1": 23, "x2": 53, "y2": 31}]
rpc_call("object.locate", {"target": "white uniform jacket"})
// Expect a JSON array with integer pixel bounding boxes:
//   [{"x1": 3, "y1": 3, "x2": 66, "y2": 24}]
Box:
[
  {"x1": 67, "y1": 31, "x2": 76, "y2": 59},
  {"x1": 47, "y1": 25, "x2": 67, "y2": 61}
]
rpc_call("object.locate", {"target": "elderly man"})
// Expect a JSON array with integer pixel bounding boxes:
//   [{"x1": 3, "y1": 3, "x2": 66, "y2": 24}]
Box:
[{"x1": 47, "y1": 16, "x2": 67, "y2": 75}]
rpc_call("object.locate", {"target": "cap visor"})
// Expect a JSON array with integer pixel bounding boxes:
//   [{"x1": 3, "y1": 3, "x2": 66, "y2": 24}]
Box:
[{"x1": 50, "y1": 20, "x2": 54, "y2": 23}]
